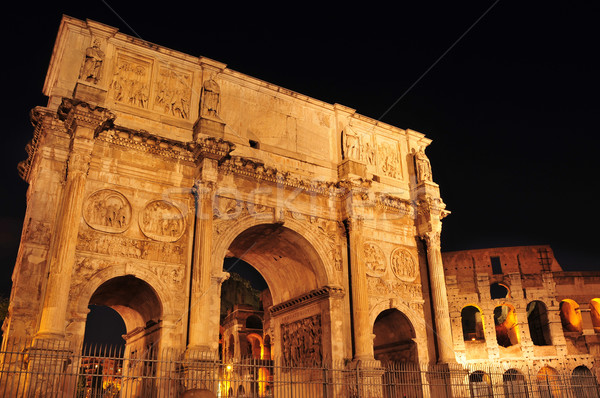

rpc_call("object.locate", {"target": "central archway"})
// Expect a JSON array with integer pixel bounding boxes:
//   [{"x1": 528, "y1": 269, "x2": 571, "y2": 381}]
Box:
[{"x1": 225, "y1": 223, "x2": 326, "y2": 304}]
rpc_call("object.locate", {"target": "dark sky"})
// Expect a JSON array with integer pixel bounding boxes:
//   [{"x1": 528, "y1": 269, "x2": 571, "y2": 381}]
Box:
[{"x1": 1, "y1": 2, "x2": 599, "y2": 296}]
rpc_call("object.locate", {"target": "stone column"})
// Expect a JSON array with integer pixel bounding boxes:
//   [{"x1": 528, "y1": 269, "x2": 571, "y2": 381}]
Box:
[
  {"x1": 36, "y1": 100, "x2": 113, "y2": 340},
  {"x1": 188, "y1": 181, "x2": 215, "y2": 351},
  {"x1": 346, "y1": 217, "x2": 373, "y2": 361},
  {"x1": 422, "y1": 231, "x2": 456, "y2": 363}
]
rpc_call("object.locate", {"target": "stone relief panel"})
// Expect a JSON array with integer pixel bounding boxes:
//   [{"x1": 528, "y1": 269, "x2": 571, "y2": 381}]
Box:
[
  {"x1": 83, "y1": 189, "x2": 132, "y2": 233},
  {"x1": 376, "y1": 139, "x2": 402, "y2": 179},
  {"x1": 77, "y1": 230, "x2": 185, "y2": 264},
  {"x1": 367, "y1": 277, "x2": 421, "y2": 299},
  {"x1": 342, "y1": 127, "x2": 375, "y2": 166},
  {"x1": 110, "y1": 53, "x2": 152, "y2": 109},
  {"x1": 154, "y1": 66, "x2": 192, "y2": 119},
  {"x1": 390, "y1": 247, "x2": 418, "y2": 282},
  {"x1": 24, "y1": 219, "x2": 51, "y2": 245},
  {"x1": 281, "y1": 314, "x2": 322, "y2": 366},
  {"x1": 364, "y1": 242, "x2": 386, "y2": 277},
  {"x1": 140, "y1": 201, "x2": 186, "y2": 242}
]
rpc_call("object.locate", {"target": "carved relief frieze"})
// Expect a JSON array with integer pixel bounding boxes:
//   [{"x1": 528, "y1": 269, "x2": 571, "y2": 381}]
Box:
[
  {"x1": 390, "y1": 247, "x2": 418, "y2": 282},
  {"x1": 24, "y1": 219, "x2": 51, "y2": 245},
  {"x1": 83, "y1": 189, "x2": 132, "y2": 233},
  {"x1": 110, "y1": 53, "x2": 152, "y2": 109},
  {"x1": 342, "y1": 127, "x2": 376, "y2": 166},
  {"x1": 77, "y1": 230, "x2": 185, "y2": 264},
  {"x1": 154, "y1": 66, "x2": 192, "y2": 119},
  {"x1": 140, "y1": 201, "x2": 186, "y2": 242},
  {"x1": 367, "y1": 276, "x2": 421, "y2": 300},
  {"x1": 363, "y1": 242, "x2": 386, "y2": 277},
  {"x1": 281, "y1": 314, "x2": 322, "y2": 366}
]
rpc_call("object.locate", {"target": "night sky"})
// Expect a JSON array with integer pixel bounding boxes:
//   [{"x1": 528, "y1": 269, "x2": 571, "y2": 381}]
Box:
[{"x1": 1, "y1": 2, "x2": 599, "y2": 298}]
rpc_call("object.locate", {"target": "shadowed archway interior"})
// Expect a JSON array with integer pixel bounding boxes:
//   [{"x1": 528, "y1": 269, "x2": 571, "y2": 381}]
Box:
[{"x1": 226, "y1": 224, "x2": 323, "y2": 304}]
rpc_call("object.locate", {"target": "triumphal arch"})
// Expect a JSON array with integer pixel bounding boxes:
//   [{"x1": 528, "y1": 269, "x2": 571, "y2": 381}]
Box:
[{"x1": 3, "y1": 16, "x2": 458, "y2": 396}]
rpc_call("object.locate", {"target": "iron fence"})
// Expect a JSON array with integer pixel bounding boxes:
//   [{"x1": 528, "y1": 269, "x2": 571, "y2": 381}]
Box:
[{"x1": 0, "y1": 339, "x2": 598, "y2": 397}]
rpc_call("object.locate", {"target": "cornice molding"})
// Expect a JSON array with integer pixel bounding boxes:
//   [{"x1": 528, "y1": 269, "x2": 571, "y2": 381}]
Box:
[{"x1": 270, "y1": 286, "x2": 345, "y2": 317}]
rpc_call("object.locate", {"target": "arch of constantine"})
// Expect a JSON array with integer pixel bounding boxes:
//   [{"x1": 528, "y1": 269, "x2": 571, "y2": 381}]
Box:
[{"x1": 1, "y1": 16, "x2": 599, "y2": 397}]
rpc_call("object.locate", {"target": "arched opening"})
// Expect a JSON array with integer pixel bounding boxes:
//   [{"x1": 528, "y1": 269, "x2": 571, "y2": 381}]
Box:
[
  {"x1": 494, "y1": 304, "x2": 520, "y2": 348},
  {"x1": 559, "y1": 299, "x2": 583, "y2": 334},
  {"x1": 373, "y1": 309, "x2": 421, "y2": 398},
  {"x1": 83, "y1": 275, "x2": 163, "y2": 397},
  {"x1": 461, "y1": 305, "x2": 485, "y2": 341},
  {"x1": 527, "y1": 301, "x2": 551, "y2": 346},
  {"x1": 223, "y1": 223, "x2": 326, "y2": 364},
  {"x1": 490, "y1": 282, "x2": 510, "y2": 299},
  {"x1": 590, "y1": 298, "x2": 600, "y2": 333},
  {"x1": 246, "y1": 315, "x2": 263, "y2": 330},
  {"x1": 246, "y1": 333, "x2": 263, "y2": 360},
  {"x1": 503, "y1": 369, "x2": 528, "y2": 398},
  {"x1": 263, "y1": 335, "x2": 271, "y2": 361},
  {"x1": 572, "y1": 366, "x2": 600, "y2": 398},
  {"x1": 469, "y1": 370, "x2": 492, "y2": 398},
  {"x1": 228, "y1": 335, "x2": 235, "y2": 361},
  {"x1": 537, "y1": 366, "x2": 563, "y2": 398}
]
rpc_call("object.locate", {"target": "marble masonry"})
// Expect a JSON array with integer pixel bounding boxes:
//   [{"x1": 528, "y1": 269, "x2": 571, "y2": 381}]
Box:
[{"x1": 3, "y1": 15, "x2": 599, "y2": 397}]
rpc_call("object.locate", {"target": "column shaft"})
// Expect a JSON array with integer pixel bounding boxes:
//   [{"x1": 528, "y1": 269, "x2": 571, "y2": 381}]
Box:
[
  {"x1": 347, "y1": 219, "x2": 372, "y2": 360},
  {"x1": 188, "y1": 183, "x2": 214, "y2": 349},
  {"x1": 37, "y1": 133, "x2": 94, "y2": 339},
  {"x1": 424, "y1": 232, "x2": 456, "y2": 363}
]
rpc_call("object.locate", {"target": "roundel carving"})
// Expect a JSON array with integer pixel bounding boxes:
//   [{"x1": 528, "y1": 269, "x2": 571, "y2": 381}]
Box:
[
  {"x1": 390, "y1": 247, "x2": 417, "y2": 282},
  {"x1": 363, "y1": 242, "x2": 386, "y2": 277},
  {"x1": 83, "y1": 189, "x2": 131, "y2": 233},
  {"x1": 139, "y1": 200, "x2": 186, "y2": 242}
]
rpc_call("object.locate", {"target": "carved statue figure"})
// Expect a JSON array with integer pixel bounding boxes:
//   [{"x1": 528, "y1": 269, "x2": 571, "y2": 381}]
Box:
[
  {"x1": 79, "y1": 39, "x2": 104, "y2": 84},
  {"x1": 201, "y1": 78, "x2": 221, "y2": 117},
  {"x1": 343, "y1": 128, "x2": 360, "y2": 160},
  {"x1": 414, "y1": 147, "x2": 432, "y2": 182}
]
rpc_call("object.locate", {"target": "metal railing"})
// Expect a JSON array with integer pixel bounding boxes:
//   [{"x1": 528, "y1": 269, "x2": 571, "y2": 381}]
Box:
[{"x1": 0, "y1": 339, "x2": 598, "y2": 397}]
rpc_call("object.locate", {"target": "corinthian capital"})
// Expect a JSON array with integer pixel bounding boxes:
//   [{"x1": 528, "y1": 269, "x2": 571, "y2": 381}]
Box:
[
  {"x1": 192, "y1": 180, "x2": 215, "y2": 199},
  {"x1": 58, "y1": 98, "x2": 115, "y2": 136},
  {"x1": 422, "y1": 231, "x2": 441, "y2": 248},
  {"x1": 67, "y1": 152, "x2": 92, "y2": 176}
]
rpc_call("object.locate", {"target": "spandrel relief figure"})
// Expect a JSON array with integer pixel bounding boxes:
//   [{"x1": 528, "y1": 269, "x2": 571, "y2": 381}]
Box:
[
  {"x1": 414, "y1": 147, "x2": 432, "y2": 182},
  {"x1": 201, "y1": 78, "x2": 220, "y2": 117},
  {"x1": 79, "y1": 39, "x2": 104, "y2": 84},
  {"x1": 364, "y1": 242, "x2": 386, "y2": 277},
  {"x1": 343, "y1": 128, "x2": 360, "y2": 161}
]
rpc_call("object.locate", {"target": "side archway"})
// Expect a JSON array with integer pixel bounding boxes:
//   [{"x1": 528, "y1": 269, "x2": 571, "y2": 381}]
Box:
[
  {"x1": 527, "y1": 301, "x2": 551, "y2": 346},
  {"x1": 559, "y1": 299, "x2": 583, "y2": 334},
  {"x1": 494, "y1": 304, "x2": 520, "y2": 348}
]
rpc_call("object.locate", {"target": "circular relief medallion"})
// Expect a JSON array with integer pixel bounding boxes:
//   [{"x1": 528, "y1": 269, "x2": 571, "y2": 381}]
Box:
[
  {"x1": 363, "y1": 242, "x2": 386, "y2": 277},
  {"x1": 139, "y1": 200, "x2": 186, "y2": 242},
  {"x1": 390, "y1": 248, "x2": 417, "y2": 282},
  {"x1": 83, "y1": 189, "x2": 132, "y2": 233}
]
